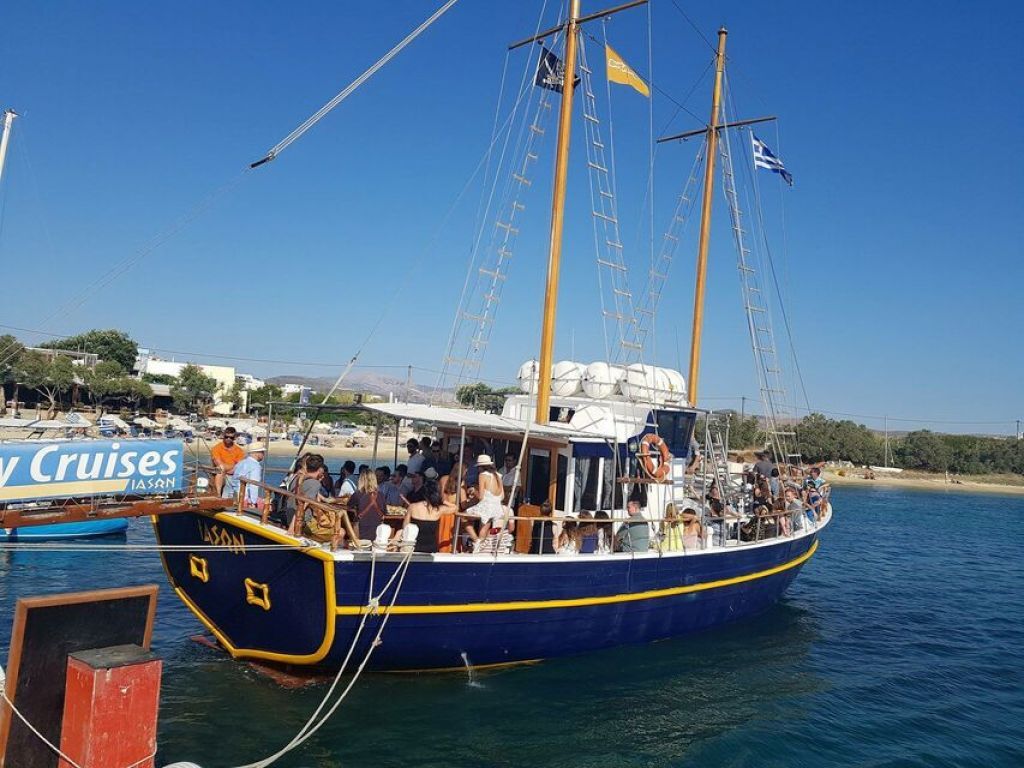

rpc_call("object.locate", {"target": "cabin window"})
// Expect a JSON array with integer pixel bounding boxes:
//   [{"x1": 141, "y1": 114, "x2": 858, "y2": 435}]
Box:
[
  {"x1": 555, "y1": 454, "x2": 568, "y2": 510},
  {"x1": 526, "y1": 449, "x2": 550, "y2": 505},
  {"x1": 574, "y1": 456, "x2": 600, "y2": 512},
  {"x1": 600, "y1": 455, "x2": 624, "y2": 510},
  {"x1": 654, "y1": 410, "x2": 697, "y2": 458}
]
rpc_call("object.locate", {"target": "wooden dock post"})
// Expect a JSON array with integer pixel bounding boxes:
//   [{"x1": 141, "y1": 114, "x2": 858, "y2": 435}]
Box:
[{"x1": 58, "y1": 644, "x2": 161, "y2": 768}]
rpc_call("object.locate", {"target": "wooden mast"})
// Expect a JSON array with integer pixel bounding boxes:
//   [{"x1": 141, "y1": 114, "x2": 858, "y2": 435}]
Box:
[
  {"x1": 686, "y1": 27, "x2": 728, "y2": 408},
  {"x1": 535, "y1": 0, "x2": 581, "y2": 425}
]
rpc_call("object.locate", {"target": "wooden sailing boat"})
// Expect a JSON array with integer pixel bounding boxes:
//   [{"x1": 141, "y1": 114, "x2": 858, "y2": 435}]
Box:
[
  {"x1": 2, "y1": 1, "x2": 830, "y2": 671},
  {"x1": 147, "y1": 2, "x2": 828, "y2": 671}
]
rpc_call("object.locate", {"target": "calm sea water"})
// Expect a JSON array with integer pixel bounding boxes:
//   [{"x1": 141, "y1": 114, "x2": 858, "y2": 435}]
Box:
[{"x1": 1, "y1": 484, "x2": 1022, "y2": 767}]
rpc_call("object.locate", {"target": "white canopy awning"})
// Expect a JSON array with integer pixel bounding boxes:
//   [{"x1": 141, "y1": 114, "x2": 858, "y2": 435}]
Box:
[
  {"x1": 363, "y1": 402, "x2": 595, "y2": 443},
  {"x1": 0, "y1": 417, "x2": 67, "y2": 430},
  {"x1": 133, "y1": 416, "x2": 159, "y2": 428},
  {"x1": 100, "y1": 415, "x2": 131, "y2": 430}
]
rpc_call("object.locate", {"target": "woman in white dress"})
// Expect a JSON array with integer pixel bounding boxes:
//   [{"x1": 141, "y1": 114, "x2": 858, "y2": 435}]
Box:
[{"x1": 466, "y1": 455, "x2": 512, "y2": 550}]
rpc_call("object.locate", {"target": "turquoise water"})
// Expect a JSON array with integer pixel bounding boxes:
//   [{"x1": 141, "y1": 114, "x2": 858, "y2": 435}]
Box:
[{"x1": 2, "y1": 485, "x2": 1022, "y2": 766}]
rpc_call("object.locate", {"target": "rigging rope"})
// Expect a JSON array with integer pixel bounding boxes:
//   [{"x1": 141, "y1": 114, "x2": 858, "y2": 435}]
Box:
[
  {"x1": 0, "y1": 1, "x2": 464, "y2": 372},
  {"x1": 232, "y1": 548, "x2": 415, "y2": 768},
  {"x1": 0, "y1": 664, "x2": 155, "y2": 768},
  {"x1": 250, "y1": 0, "x2": 462, "y2": 167},
  {"x1": 435, "y1": 0, "x2": 552, "y2": 398}
]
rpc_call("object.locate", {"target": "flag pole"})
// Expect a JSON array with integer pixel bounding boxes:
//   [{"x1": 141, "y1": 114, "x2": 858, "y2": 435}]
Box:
[
  {"x1": 535, "y1": 0, "x2": 581, "y2": 425},
  {"x1": 686, "y1": 27, "x2": 728, "y2": 408}
]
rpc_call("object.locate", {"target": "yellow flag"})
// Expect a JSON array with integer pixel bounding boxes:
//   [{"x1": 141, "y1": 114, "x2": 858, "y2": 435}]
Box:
[{"x1": 605, "y1": 44, "x2": 650, "y2": 97}]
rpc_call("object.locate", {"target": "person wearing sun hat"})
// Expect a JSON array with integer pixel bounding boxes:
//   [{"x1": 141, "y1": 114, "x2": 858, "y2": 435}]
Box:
[
  {"x1": 233, "y1": 441, "x2": 267, "y2": 509},
  {"x1": 465, "y1": 454, "x2": 508, "y2": 548}
]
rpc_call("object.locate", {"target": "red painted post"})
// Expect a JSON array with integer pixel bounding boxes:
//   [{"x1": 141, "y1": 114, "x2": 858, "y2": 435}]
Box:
[{"x1": 58, "y1": 644, "x2": 161, "y2": 768}]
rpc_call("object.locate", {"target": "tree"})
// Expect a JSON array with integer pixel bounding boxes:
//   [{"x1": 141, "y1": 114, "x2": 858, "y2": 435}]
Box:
[
  {"x1": 0, "y1": 334, "x2": 24, "y2": 415},
  {"x1": 723, "y1": 410, "x2": 761, "y2": 449},
  {"x1": 40, "y1": 329, "x2": 138, "y2": 372},
  {"x1": 15, "y1": 352, "x2": 75, "y2": 418},
  {"x1": 222, "y1": 383, "x2": 243, "y2": 410},
  {"x1": 898, "y1": 430, "x2": 952, "y2": 471},
  {"x1": 171, "y1": 364, "x2": 218, "y2": 412},
  {"x1": 455, "y1": 382, "x2": 518, "y2": 413},
  {"x1": 794, "y1": 413, "x2": 883, "y2": 465},
  {"x1": 142, "y1": 372, "x2": 178, "y2": 385},
  {"x1": 118, "y1": 378, "x2": 154, "y2": 411},
  {"x1": 247, "y1": 383, "x2": 282, "y2": 409},
  {"x1": 81, "y1": 361, "x2": 129, "y2": 411}
]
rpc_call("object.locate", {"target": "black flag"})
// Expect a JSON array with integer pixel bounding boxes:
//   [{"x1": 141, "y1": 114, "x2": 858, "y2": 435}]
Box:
[{"x1": 535, "y1": 45, "x2": 579, "y2": 93}]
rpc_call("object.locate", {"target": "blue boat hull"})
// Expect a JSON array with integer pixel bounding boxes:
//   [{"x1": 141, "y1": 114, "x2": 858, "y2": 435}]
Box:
[
  {"x1": 0, "y1": 518, "x2": 129, "y2": 541},
  {"x1": 154, "y1": 511, "x2": 821, "y2": 671}
]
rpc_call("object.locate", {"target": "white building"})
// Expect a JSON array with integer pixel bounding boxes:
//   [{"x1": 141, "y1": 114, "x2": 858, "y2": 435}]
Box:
[
  {"x1": 236, "y1": 373, "x2": 266, "y2": 391},
  {"x1": 135, "y1": 350, "x2": 237, "y2": 405}
]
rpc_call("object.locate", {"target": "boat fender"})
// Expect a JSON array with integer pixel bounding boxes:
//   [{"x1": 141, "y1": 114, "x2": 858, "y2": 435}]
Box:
[{"x1": 638, "y1": 433, "x2": 672, "y2": 481}]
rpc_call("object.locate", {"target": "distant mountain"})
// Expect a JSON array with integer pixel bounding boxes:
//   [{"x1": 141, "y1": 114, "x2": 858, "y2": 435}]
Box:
[{"x1": 267, "y1": 372, "x2": 454, "y2": 404}]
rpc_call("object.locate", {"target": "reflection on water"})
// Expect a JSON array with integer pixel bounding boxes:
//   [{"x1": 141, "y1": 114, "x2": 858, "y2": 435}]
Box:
[{"x1": 154, "y1": 597, "x2": 824, "y2": 768}]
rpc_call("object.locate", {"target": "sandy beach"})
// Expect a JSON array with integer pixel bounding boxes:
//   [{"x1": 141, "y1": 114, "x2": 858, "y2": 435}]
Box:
[
  {"x1": 824, "y1": 468, "x2": 1024, "y2": 496},
  {"x1": 185, "y1": 439, "x2": 401, "y2": 466}
]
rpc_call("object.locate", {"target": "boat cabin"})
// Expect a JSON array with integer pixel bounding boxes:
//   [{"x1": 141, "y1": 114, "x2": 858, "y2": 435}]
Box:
[{"x1": 363, "y1": 393, "x2": 698, "y2": 518}]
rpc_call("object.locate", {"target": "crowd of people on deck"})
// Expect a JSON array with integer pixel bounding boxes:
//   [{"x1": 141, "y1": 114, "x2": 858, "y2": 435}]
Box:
[
  {"x1": 208, "y1": 429, "x2": 829, "y2": 556},
  {"x1": 734, "y1": 451, "x2": 830, "y2": 539}
]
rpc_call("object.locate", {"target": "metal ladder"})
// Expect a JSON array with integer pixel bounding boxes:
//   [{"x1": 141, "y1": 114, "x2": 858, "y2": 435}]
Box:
[
  {"x1": 629, "y1": 139, "x2": 706, "y2": 357},
  {"x1": 578, "y1": 37, "x2": 640, "y2": 362},
  {"x1": 442, "y1": 88, "x2": 554, "y2": 388},
  {"x1": 718, "y1": 128, "x2": 794, "y2": 464},
  {"x1": 705, "y1": 412, "x2": 736, "y2": 498}
]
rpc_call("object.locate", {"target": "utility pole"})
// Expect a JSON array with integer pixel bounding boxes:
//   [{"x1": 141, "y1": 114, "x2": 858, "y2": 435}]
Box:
[
  {"x1": 404, "y1": 365, "x2": 412, "y2": 405},
  {"x1": 0, "y1": 109, "x2": 18, "y2": 189}
]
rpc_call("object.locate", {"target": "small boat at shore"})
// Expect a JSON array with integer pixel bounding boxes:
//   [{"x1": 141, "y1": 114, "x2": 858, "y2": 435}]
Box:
[{"x1": 0, "y1": 518, "x2": 128, "y2": 541}]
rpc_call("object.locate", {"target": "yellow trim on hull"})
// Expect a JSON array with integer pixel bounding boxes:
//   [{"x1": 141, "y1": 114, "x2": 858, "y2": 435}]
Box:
[
  {"x1": 152, "y1": 512, "x2": 339, "y2": 665},
  {"x1": 335, "y1": 540, "x2": 819, "y2": 616}
]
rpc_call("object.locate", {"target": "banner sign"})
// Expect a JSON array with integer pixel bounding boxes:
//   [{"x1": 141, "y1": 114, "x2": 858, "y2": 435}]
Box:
[{"x1": 0, "y1": 439, "x2": 185, "y2": 503}]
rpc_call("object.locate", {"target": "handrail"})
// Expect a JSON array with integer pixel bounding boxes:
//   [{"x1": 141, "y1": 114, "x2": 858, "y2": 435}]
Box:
[{"x1": 235, "y1": 476, "x2": 359, "y2": 548}]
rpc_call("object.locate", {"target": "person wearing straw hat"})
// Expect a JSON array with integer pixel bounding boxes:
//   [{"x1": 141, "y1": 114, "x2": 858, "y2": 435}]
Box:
[
  {"x1": 233, "y1": 442, "x2": 267, "y2": 509},
  {"x1": 465, "y1": 454, "x2": 508, "y2": 548}
]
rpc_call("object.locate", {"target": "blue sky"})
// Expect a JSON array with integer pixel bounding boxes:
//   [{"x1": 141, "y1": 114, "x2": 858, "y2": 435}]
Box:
[{"x1": 1, "y1": 1, "x2": 1021, "y2": 434}]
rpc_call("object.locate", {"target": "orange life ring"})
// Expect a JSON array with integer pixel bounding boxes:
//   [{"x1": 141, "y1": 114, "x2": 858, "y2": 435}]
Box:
[{"x1": 638, "y1": 433, "x2": 673, "y2": 481}]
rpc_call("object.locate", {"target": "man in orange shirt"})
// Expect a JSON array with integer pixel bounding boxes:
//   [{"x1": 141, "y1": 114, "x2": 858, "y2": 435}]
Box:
[{"x1": 211, "y1": 427, "x2": 245, "y2": 497}]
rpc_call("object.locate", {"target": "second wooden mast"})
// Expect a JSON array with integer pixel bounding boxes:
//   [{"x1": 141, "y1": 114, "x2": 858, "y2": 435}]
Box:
[{"x1": 686, "y1": 27, "x2": 728, "y2": 408}]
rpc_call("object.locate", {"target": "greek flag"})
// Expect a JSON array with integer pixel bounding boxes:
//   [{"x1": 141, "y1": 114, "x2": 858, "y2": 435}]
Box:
[{"x1": 752, "y1": 134, "x2": 793, "y2": 186}]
